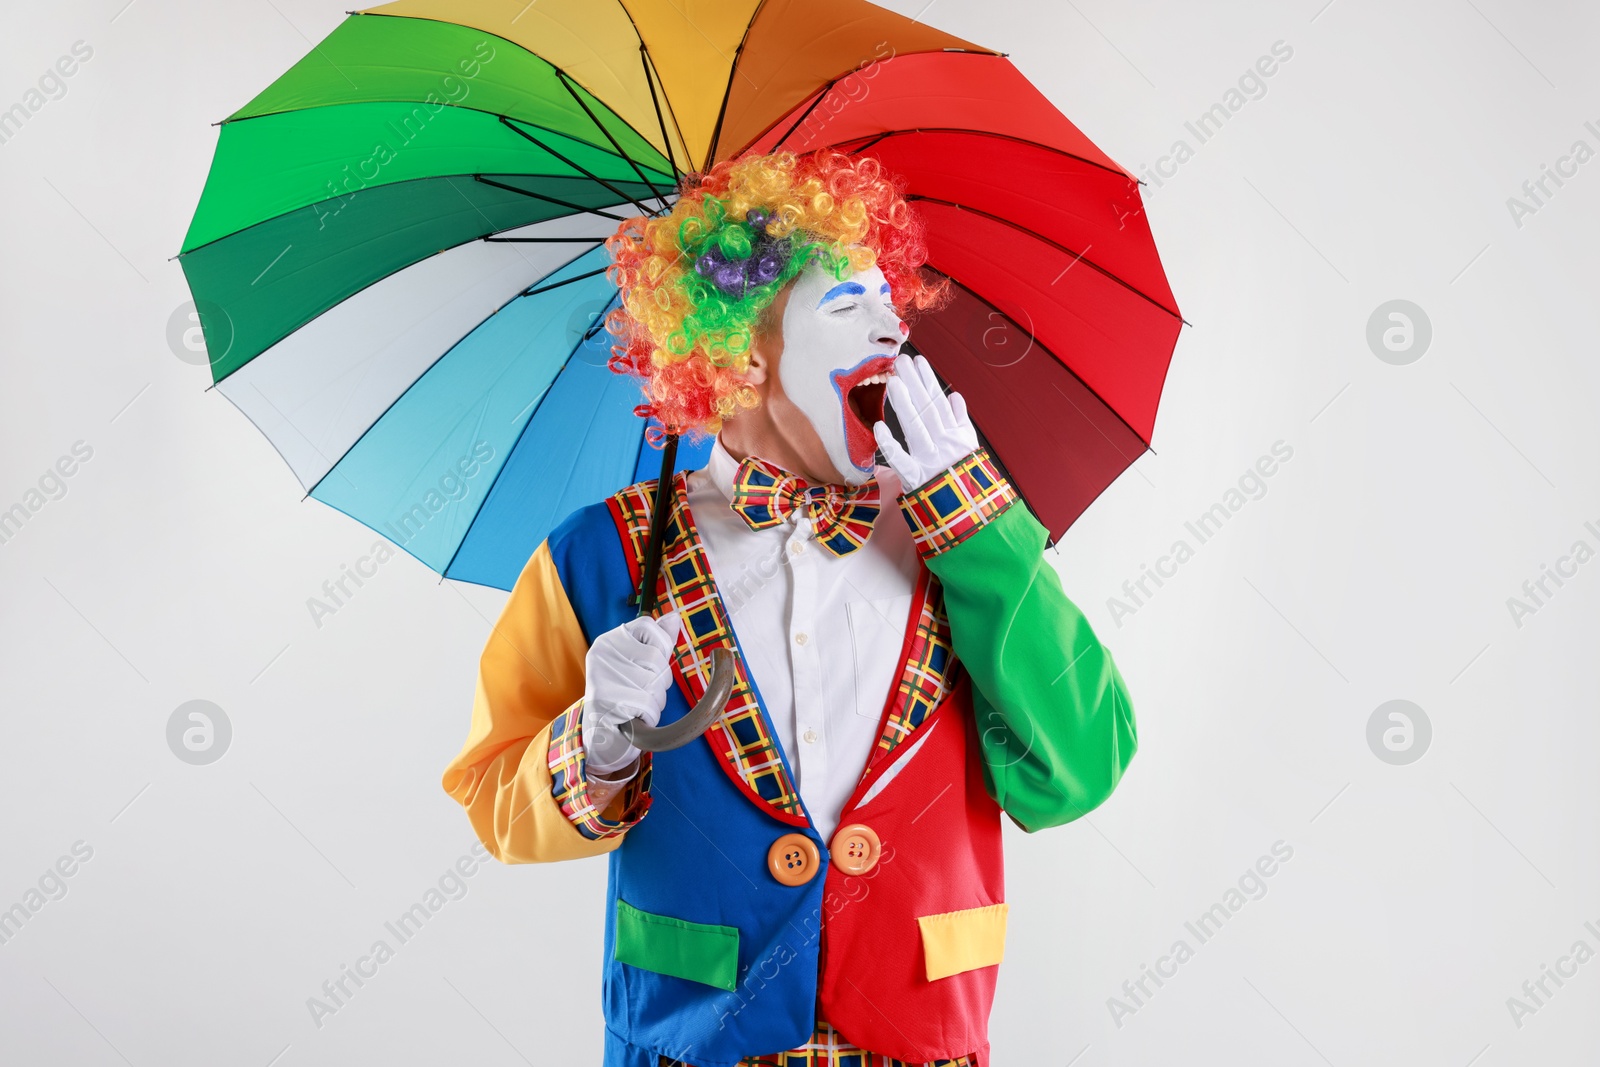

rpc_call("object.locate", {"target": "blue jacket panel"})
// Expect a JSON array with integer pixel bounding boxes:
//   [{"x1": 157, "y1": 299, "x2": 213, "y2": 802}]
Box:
[{"x1": 549, "y1": 499, "x2": 829, "y2": 1066}]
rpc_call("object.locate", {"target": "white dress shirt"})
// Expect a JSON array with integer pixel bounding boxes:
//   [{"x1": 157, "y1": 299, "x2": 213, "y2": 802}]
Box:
[{"x1": 685, "y1": 438, "x2": 920, "y2": 840}]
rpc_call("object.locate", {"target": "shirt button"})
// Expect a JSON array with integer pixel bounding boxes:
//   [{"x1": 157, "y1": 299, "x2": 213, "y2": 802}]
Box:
[
  {"x1": 803, "y1": 728, "x2": 819, "y2": 744},
  {"x1": 789, "y1": 541, "x2": 806, "y2": 556},
  {"x1": 794, "y1": 632, "x2": 808, "y2": 646}
]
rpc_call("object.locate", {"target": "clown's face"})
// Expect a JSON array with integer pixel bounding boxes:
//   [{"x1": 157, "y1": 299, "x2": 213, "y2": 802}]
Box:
[{"x1": 772, "y1": 256, "x2": 908, "y2": 485}]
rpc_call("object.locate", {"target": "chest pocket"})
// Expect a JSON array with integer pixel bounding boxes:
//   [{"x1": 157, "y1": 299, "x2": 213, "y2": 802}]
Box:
[{"x1": 846, "y1": 594, "x2": 914, "y2": 719}]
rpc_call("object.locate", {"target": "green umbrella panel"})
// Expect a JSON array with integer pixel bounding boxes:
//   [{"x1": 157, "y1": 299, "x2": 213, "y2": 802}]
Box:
[{"x1": 179, "y1": 13, "x2": 678, "y2": 382}]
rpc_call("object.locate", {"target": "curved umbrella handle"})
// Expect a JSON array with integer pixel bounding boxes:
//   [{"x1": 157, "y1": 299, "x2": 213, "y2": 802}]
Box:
[{"x1": 619, "y1": 648, "x2": 736, "y2": 752}]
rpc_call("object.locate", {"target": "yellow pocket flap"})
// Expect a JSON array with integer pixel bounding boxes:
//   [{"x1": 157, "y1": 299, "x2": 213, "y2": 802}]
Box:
[{"x1": 916, "y1": 902, "x2": 1009, "y2": 982}]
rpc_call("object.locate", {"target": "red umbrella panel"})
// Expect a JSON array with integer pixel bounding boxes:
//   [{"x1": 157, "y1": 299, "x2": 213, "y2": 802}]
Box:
[{"x1": 733, "y1": 50, "x2": 1183, "y2": 541}]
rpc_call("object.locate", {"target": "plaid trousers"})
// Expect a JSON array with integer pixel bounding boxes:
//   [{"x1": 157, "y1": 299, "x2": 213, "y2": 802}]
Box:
[{"x1": 658, "y1": 1018, "x2": 975, "y2": 1066}]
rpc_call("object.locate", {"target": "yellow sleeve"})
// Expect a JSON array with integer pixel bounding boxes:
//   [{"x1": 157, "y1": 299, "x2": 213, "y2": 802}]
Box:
[{"x1": 441, "y1": 541, "x2": 622, "y2": 863}]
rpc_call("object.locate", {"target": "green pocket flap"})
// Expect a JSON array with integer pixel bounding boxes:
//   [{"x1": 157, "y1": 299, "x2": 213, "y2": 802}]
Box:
[{"x1": 614, "y1": 899, "x2": 739, "y2": 992}]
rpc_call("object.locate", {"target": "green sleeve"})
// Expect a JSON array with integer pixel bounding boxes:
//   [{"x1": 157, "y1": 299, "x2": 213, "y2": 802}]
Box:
[{"x1": 923, "y1": 502, "x2": 1138, "y2": 832}]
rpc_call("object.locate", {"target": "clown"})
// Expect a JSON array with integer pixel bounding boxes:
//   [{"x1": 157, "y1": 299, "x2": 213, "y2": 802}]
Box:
[{"x1": 443, "y1": 148, "x2": 1137, "y2": 1066}]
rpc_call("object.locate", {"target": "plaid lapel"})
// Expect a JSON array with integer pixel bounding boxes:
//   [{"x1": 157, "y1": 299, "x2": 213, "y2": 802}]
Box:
[
  {"x1": 871, "y1": 572, "x2": 961, "y2": 764},
  {"x1": 609, "y1": 473, "x2": 808, "y2": 825},
  {"x1": 606, "y1": 471, "x2": 966, "y2": 824}
]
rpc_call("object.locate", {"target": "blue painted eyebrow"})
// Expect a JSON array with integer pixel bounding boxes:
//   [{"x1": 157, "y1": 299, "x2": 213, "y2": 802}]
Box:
[
  {"x1": 880, "y1": 281, "x2": 890, "y2": 294},
  {"x1": 817, "y1": 281, "x2": 866, "y2": 308}
]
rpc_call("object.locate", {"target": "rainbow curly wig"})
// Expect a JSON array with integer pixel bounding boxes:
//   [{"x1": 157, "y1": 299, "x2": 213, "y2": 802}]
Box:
[{"x1": 603, "y1": 147, "x2": 949, "y2": 438}]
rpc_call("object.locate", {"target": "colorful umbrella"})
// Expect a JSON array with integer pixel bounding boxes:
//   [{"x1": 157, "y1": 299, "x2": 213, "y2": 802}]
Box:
[{"x1": 180, "y1": 0, "x2": 1182, "y2": 592}]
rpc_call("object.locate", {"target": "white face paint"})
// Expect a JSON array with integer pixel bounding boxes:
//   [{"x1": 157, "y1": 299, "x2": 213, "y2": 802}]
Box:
[{"x1": 774, "y1": 255, "x2": 908, "y2": 485}]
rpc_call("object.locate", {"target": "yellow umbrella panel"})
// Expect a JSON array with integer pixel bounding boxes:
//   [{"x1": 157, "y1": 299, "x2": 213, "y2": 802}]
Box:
[{"x1": 362, "y1": 0, "x2": 992, "y2": 170}]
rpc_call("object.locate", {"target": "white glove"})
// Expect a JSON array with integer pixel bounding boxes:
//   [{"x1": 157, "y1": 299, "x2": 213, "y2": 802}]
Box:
[
  {"x1": 872, "y1": 353, "x2": 980, "y2": 491},
  {"x1": 581, "y1": 611, "x2": 681, "y2": 777}
]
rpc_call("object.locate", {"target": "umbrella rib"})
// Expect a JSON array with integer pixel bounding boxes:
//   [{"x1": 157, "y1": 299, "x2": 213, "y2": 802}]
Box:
[
  {"x1": 201, "y1": 183, "x2": 639, "y2": 392},
  {"x1": 496, "y1": 115, "x2": 657, "y2": 218},
  {"x1": 177, "y1": 162, "x2": 647, "y2": 259},
  {"x1": 612, "y1": 3, "x2": 695, "y2": 178},
  {"x1": 471, "y1": 175, "x2": 631, "y2": 222},
  {"x1": 770, "y1": 75, "x2": 839, "y2": 154},
  {"x1": 300, "y1": 242, "x2": 609, "y2": 499},
  {"x1": 718, "y1": 51, "x2": 1017, "y2": 163},
  {"x1": 208, "y1": 18, "x2": 671, "y2": 186},
  {"x1": 907, "y1": 192, "x2": 1181, "y2": 320},
  {"x1": 906, "y1": 340, "x2": 1055, "y2": 544},
  {"x1": 522, "y1": 266, "x2": 612, "y2": 297},
  {"x1": 703, "y1": 0, "x2": 772, "y2": 168},
  {"x1": 637, "y1": 43, "x2": 680, "y2": 182},
  {"x1": 717, "y1": 57, "x2": 1136, "y2": 184},
  {"x1": 483, "y1": 236, "x2": 608, "y2": 243},
  {"x1": 216, "y1": 77, "x2": 676, "y2": 185},
  {"x1": 553, "y1": 66, "x2": 674, "y2": 215},
  {"x1": 968, "y1": 423, "x2": 1056, "y2": 547},
  {"x1": 209, "y1": 381, "x2": 329, "y2": 498},
  {"x1": 922, "y1": 265, "x2": 1156, "y2": 449},
  {"x1": 439, "y1": 292, "x2": 624, "y2": 583},
  {"x1": 906, "y1": 308, "x2": 1154, "y2": 544},
  {"x1": 839, "y1": 125, "x2": 1131, "y2": 182},
  {"x1": 846, "y1": 130, "x2": 892, "y2": 155},
  {"x1": 582, "y1": 310, "x2": 611, "y2": 344}
]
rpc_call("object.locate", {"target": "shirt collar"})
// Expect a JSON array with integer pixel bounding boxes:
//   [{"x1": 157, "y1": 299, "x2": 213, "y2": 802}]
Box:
[{"x1": 704, "y1": 436, "x2": 743, "y2": 504}]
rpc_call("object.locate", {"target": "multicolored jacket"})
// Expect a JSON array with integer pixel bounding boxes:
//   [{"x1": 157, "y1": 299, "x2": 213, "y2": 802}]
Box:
[{"x1": 442, "y1": 449, "x2": 1137, "y2": 1067}]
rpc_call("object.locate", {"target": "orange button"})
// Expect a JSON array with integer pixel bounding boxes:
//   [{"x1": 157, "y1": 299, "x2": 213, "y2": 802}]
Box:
[
  {"x1": 767, "y1": 833, "x2": 821, "y2": 886},
  {"x1": 830, "y1": 823, "x2": 881, "y2": 875}
]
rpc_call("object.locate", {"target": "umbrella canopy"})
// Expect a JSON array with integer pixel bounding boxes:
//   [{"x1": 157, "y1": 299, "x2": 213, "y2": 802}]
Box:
[{"x1": 180, "y1": 0, "x2": 1180, "y2": 591}]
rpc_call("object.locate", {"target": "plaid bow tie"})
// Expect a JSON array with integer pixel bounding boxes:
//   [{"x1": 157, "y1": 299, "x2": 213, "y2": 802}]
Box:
[{"x1": 729, "y1": 456, "x2": 880, "y2": 556}]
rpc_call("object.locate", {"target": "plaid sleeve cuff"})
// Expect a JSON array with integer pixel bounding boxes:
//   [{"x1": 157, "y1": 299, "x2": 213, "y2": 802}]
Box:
[
  {"x1": 548, "y1": 700, "x2": 652, "y2": 840},
  {"x1": 897, "y1": 448, "x2": 1018, "y2": 558}
]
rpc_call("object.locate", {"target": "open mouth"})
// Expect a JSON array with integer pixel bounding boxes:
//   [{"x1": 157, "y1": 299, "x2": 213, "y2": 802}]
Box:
[{"x1": 831, "y1": 356, "x2": 897, "y2": 472}]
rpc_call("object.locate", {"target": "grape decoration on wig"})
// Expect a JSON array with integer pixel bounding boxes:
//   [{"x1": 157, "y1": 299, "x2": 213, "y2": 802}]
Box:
[{"x1": 602, "y1": 147, "x2": 950, "y2": 441}]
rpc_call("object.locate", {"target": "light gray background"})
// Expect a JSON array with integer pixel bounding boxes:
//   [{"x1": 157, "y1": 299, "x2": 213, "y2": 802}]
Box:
[{"x1": 2, "y1": 0, "x2": 1597, "y2": 1063}]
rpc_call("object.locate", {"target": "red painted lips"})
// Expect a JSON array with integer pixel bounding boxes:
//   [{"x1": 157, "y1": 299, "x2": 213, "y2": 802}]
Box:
[{"x1": 832, "y1": 356, "x2": 897, "y2": 472}]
